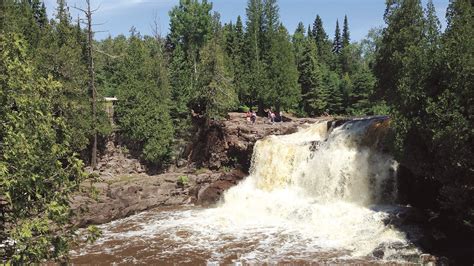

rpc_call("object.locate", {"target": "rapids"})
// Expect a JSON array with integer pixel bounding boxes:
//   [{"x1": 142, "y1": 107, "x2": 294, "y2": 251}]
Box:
[{"x1": 71, "y1": 117, "x2": 422, "y2": 264}]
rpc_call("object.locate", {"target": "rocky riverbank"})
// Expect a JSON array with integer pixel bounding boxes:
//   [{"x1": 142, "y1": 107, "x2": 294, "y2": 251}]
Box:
[{"x1": 72, "y1": 113, "x2": 327, "y2": 227}]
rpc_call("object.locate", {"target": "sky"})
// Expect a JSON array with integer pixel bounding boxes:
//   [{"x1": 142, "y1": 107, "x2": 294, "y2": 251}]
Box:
[{"x1": 43, "y1": 0, "x2": 449, "y2": 42}]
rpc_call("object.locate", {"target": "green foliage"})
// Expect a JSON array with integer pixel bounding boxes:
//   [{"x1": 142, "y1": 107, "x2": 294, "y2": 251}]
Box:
[
  {"x1": 332, "y1": 20, "x2": 342, "y2": 54},
  {"x1": 375, "y1": 0, "x2": 474, "y2": 232},
  {"x1": 0, "y1": 33, "x2": 87, "y2": 263},
  {"x1": 266, "y1": 25, "x2": 301, "y2": 112},
  {"x1": 342, "y1": 15, "x2": 350, "y2": 49},
  {"x1": 325, "y1": 71, "x2": 343, "y2": 114},
  {"x1": 115, "y1": 33, "x2": 174, "y2": 164},
  {"x1": 298, "y1": 38, "x2": 325, "y2": 116},
  {"x1": 369, "y1": 101, "x2": 391, "y2": 115},
  {"x1": 347, "y1": 66, "x2": 376, "y2": 115},
  {"x1": 85, "y1": 225, "x2": 102, "y2": 244},
  {"x1": 292, "y1": 22, "x2": 306, "y2": 67},
  {"x1": 168, "y1": 0, "x2": 215, "y2": 136},
  {"x1": 312, "y1": 15, "x2": 332, "y2": 64},
  {"x1": 177, "y1": 175, "x2": 189, "y2": 185},
  {"x1": 239, "y1": 105, "x2": 250, "y2": 112},
  {"x1": 195, "y1": 36, "x2": 238, "y2": 119}
]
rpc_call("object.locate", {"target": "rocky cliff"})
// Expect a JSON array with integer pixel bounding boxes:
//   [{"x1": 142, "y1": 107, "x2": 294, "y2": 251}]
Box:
[{"x1": 72, "y1": 113, "x2": 326, "y2": 227}]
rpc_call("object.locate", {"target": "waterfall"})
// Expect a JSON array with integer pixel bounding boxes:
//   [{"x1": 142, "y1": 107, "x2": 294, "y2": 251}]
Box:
[
  {"x1": 74, "y1": 117, "x2": 420, "y2": 264},
  {"x1": 248, "y1": 117, "x2": 398, "y2": 205},
  {"x1": 213, "y1": 117, "x2": 413, "y2": 259}
]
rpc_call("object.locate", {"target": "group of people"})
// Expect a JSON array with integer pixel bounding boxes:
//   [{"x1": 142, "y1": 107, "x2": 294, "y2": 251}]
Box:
[{"x1": 245, "y1": 109, "x2": 282, "y2": 124}]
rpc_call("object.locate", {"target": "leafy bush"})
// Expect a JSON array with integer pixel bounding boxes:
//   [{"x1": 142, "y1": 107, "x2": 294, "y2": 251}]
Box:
[
  {"x1": 239, "y1": 105, "x2": 250, "y2": 112},
  {"x1": 177, "y1": 175, "x2": 189, "y2": 185}
]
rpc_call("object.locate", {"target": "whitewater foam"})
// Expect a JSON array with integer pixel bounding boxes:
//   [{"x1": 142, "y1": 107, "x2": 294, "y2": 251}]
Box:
[{"x1": 73, "y1": 118, "x2": 420, "y2": 264}]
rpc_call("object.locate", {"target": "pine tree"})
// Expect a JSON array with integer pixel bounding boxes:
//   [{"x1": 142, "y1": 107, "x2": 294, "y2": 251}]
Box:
[
  {"x1": 340, "y1": 72, "x2": 353, "y2": 112},
  {"x1": 326, "y1": 71, "x2": 343, "y2": 114},
  {"x1": 340, "y1": 15, "x2": 352, "y2": 75},
  {"x1": 243, "y1": 0, "x2": 267, "y2": 111},
  {"x1": 168, "y1": 0, "x2": 213, "y2": 88},
  {"x1": 232, "y1": 16, "x2": 248, "y2": 105},
  {"x1": 32, "y1": 0, "x2": 47, "y2": 28},
  {"x1": 311, "y1": 66, "x2": 330, "y2": 114},
  {"x1": 375, "y1": 0, "x2": 426, "y2": 107},
  {"x1": 428, "y1": 0, "x2": 473, "y2": 225},
  {"x1": 297, "y1": 38, "x2": 324, "y2": 115},
  {"x1": 169, "y1": 45, "x2": 193, "y2": 133},
  {"x1": 262, "y1": 0, "x2": 280, "y2": 58},
  {"x1": 307, "y1": 24, "x2": 313, "y2": 39},
  {"x1": 267, "y1": 24, "x2": 301, "y2": 112},
  {"x1": 196, "y1": 36, "x2": 238, "y2": 119},
  {"x1": 292, "y1": 22, "x2": 306, "y2": 67},
  {"x1": 116, "y1": 34, "x2": 174, "y2": 164},
  {"x1": 348, "y1": 66, "x2": 375, "y2": 115},
  {"x1": 332, "y1": 20, "x2": 342, "y2": 54},
  {"x1": 312, "y1": 15, "x2": 331, "y2": 64},
  {"x1": 35, "y1": 0, "x2": 96, "y2": 153},
  {"x1": 342, "y1": 15, "x2": 350, "y2": 48}
]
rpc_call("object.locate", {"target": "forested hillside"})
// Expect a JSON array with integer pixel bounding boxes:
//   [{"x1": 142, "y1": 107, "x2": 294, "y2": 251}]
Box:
[{"x1": 1, "y1": 0, "x2": 472, "y2": 263}]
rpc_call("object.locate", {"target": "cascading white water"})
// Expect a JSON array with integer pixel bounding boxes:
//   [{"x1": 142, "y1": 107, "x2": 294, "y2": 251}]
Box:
[
  {"x1": 248, "y1": 118, "x2": 398, "y2": 205},
  {"x1": 72, "y1": 118, "x2": 420, "y2": 264},
  {"x1": 212, "y1": 118, "x2": 412, "y2": 258}
]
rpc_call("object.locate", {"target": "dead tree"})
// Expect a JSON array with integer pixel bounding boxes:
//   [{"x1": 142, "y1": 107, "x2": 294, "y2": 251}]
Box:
[{"x1": 74, "y1": 0, "x2": 100, "y2": 169}]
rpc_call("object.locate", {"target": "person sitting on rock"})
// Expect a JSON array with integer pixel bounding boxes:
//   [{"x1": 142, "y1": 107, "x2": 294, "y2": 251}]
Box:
[
  {"x1": 267, "y1": 109, "x2": 274, "y2": 124},
  {"x1": 245, "y1": 110, "x2": 251, "y2": 123},
  {"x1": 251, "y1": 111, "x2": 257, "y2": 124},
  {"x1": 268, "y1": 110, "x2": 275, "y2": 124}
]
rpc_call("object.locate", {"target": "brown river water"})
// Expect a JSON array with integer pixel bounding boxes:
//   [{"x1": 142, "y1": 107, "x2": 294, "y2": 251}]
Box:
[{"x1": 70, "y1": 119, "x2": 421, "y2": 265}]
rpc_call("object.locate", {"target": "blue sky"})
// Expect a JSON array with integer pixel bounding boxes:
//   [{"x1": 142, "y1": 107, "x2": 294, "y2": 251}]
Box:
[{"x1": 44, "y1": 0, "x2": 449, "y2": 42}]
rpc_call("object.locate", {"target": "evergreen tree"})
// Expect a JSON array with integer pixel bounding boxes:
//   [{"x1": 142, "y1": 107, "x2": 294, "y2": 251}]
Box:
[
  {"x1": 340, "y1": 72, "x2": 353, "y2": 112},
  {"x1": 332, "y1": 20, "x2": 342, "y2": 54},
  {"x1": 116, "y1": 33, "x2": 174, "y2": 164},
  {"x1": 243, "y1": 0, "x2": 267, "y2": 111},
  {"x1": 262, "y1": 0, "x2": 280, "y2": 58},
  {"x1": 342, "y1": 15, "x2": 350, "y2": 49},
  {"x1": 32, "y1": 0, "x2": 47, "y2": 28},
  {"x1": 169, "y1": 45, "x2": 193, "y2": 133},
  {"x1": 427, "y1": 0, "x2": 473, "y2": 228},
  {"x1": 312, "y1": 15, "x2": 331, "y2": 64},
  {"x1": 374, "y1": 0, "x2": 426, "y2": 108},
  {"x1": 167, "y1": 0, "x2": 214, "y2": 138},
  {"x1": 195, "y1": 36, "x2": 238, "y2": 119},
  {"x1": 297, "y1": 38, "x2": 325, "y2": 115},
  {"x1": 292, "y1": 22, "x2": 306, "y2": 67},
  {"x1": 307, "y1": 24, "x2": 313, "y2": 39},
  {"x1": 232, "y1": 16, "x2": 248, "y2": 105},
  {"x1": 267, "y1": 24, "x2": 301, "y2": 112},
  {"x1": 35, "y1": 0, "x2": 97, "y2": 154},
  {"x1": 348, "y1": 65, "x2": 375, "y2": 115},
  {"x1": 1, "y1": 33, "x2": 86, "y2": 263},
  {"x1": 326, "y1": 71, "x2": 343, "y2": 114}
]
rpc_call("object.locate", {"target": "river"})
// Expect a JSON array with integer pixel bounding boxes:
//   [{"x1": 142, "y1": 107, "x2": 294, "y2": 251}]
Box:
[{"x1": 71, "y1": 118, "x2": 422, "y2": 264}]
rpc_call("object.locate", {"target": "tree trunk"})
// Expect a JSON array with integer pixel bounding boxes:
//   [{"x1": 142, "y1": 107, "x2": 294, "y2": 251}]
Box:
[{"x1": 85, "y1": 0, "x2": 97, "y2": 169}]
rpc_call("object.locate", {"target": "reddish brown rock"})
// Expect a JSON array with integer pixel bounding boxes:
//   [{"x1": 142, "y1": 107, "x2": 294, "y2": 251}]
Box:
[
  {"x1": 186, "y1": 112, "x2": 324, "y2": 172},
  {"x1": 72, "y1": 113, "x2": 328, "y2": 227}
]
